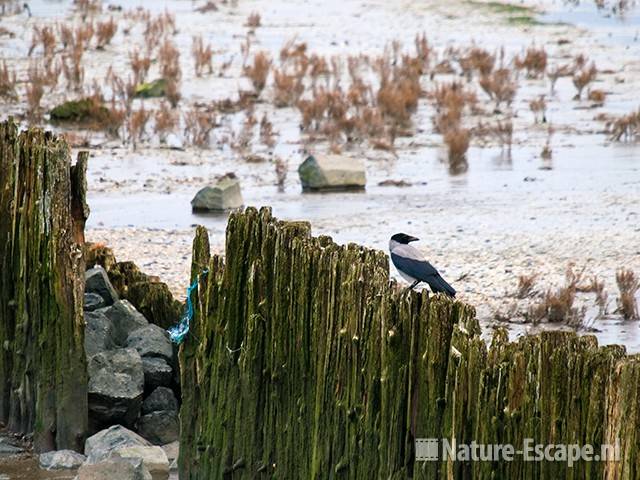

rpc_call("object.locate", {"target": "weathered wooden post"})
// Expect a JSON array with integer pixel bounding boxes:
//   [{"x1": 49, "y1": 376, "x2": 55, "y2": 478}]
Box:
[
  {"x1": 0, "y1": 119, "x2": 87, "y2": 452},
  {"x1": 179, "y1": 207, "x2": 640, "y2": 479}
]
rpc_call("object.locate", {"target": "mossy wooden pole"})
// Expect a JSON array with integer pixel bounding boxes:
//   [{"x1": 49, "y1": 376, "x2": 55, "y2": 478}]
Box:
[
  {"x1": 0, "y1": 119, "x2": 87, "y2": 452},
  {"x1": 179, "y1": 207, "x2": 640, "y2": 479}
]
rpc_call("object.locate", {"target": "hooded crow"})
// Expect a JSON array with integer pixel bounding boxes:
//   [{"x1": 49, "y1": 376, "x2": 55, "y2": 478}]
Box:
[{"x1": 389, "y1": 233, "x2": 456, "y2": 297}]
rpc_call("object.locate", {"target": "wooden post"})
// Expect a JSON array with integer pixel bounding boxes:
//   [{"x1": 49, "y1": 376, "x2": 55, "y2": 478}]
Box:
[
  {"x1": 0, "y1": 119, "x2": 87, "y2": 452},
  {"x1": 179, "y1": 207, "x2": 640, "y2": 479}
]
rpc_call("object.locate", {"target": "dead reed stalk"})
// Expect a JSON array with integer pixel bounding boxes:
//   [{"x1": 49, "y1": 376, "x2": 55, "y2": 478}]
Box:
[
  {"x1": 514, "y1": 46, "x2": 547, "y2": 78},
  {"x1": 573, "y1": 62, "x2": 597, "y2": 100},
  {"x1": 184, "y1": 107, "x2": 216, "y2": 147},
  {"x1": 616, "y1": 269, "x2": 639, "y2": 320},
  {"x1": 154, "y1": 101, "x2": 178, "y2": 142},
  {"x1": 479, "y1": 68, "x2": 517, "y2": 110},
  {"x1": 96, "y1": 17, "x2": 117, "y2": 49},
  {"x1": 192, "y1": 35, "x2": 213, "y2": 76},
  {"x1": 0, "y1": 61, "x2": 17, "y2": 101},
  {"x1": 244, "y1": 51, "x2": 271, "y2": 95}
]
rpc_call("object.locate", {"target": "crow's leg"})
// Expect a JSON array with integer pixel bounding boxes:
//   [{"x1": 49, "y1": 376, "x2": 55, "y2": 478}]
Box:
[{"x1": 406, "y1": 280, "x2": 420, "y2": 291}]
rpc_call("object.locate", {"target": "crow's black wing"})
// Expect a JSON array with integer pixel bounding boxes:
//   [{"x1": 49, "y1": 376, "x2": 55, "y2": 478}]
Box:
[
  {"x1": 391, "y1": 247, "x2": 456, "y2": 297},
  {"x1": 391, "y1": 251, "x2": 439, "y2": 280}
]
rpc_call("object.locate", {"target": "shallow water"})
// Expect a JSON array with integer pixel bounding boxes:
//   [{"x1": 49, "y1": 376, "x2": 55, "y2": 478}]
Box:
[
  {"x1": 0, "y1": 458, "x2": 75, "y2": 480},
  {"x1": 6, "y1": 0, "x2": 640, "y2": 353}
]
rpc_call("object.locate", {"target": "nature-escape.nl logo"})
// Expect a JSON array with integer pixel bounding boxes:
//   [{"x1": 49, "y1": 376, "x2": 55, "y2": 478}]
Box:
[{"x1": 415, "y1": 438, "x2": 620, "y2": 467}]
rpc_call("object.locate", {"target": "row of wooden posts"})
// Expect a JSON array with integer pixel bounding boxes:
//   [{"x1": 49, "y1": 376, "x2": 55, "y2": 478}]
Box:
[{"x1": 0, "y1": 121, "x2": 638, "y2": 478}]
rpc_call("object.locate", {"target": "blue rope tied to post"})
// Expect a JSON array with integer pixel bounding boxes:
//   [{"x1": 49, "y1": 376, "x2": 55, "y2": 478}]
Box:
[{"x1": 168, "y1": 269, "x2": 209, "y2": 344}]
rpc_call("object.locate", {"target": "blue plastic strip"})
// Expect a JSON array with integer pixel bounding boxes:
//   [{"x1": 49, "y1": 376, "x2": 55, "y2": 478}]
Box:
[{"x1": 167, "y1": 269, "x2": 209, "y2": 344}]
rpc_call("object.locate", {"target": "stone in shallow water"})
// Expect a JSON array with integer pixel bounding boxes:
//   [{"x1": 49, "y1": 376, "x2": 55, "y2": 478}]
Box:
[
  {"x1": 137, "y1": 411, "x2": 179, "y2": 445},
  {"x1": 84, "y1": 425, "x2": 151, "y2": 465},
  {"x1": 142, "y1": 387, "x2": 178, "y2": 414},
  {"x1": 191, "y1": 174, "x2": 243, "y2": 212},
  {"x1": 84, "y1": 292, "x2": 106, "y2": 311},
  {"x1": 88, "y1": 348, "x2": 144, "y2": 427},
  {"x1": 126, "y1": 325, "x2": 173, "y2": 363},
  {"x1": 101, "y1": 300, "x2": 149, "y2": 346},
  {"x1": 76, "y1": 457, "x2": 151, "y2": 480},
  {"x1": 298, "y1": 154, "x2": 366, "y2": 191},
  {"x1": 85, "y1": 266, "x2": 119, "y2": 306},
  {"x1": 141, "y1": 357, "x2": 173, "y2": 390},
  {"x1": 39, "y1": 449, "x2": 86, "y2": 470},
  {"x1": 84, "y1": 310, "x2": 116, "y2": 358},
  {"x1": 113, "y1": 445, "x2": 169, "y2": 480}
]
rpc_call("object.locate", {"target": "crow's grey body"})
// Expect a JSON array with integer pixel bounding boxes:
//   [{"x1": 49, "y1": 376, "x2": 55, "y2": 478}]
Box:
[{"x1": 389, "y1": 235, "x2": 456, "y2": 297}]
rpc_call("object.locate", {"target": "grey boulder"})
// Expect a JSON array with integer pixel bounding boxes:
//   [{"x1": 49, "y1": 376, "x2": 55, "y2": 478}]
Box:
[
  {"x1": 160, "y1": 441, "x2": 179, "y2": 465},
  {"x1": 126, "y1": 325, "x2": 173, "y2": 363},
  {"x1": 101, "y1": 300, "x2": 149, "y2": 346},
  {"x1": 84, "y1": 310, "x2": 116, "y2": 358},
  {"x1": 191, "y1": 174, "x2": 243, "y2": 212},
  {"x1": 84, "y1": 292, "x2": 106, "y2": 311},
  {"x1": 85, "y1": 266, "x2": 119, "y2": 306},
  {"x1": 39, "y1": 449, "x2": 86, "y2": 470},
  {"x1": 137, "y1": 411, "x2": 179, "y2": 445},
  {"x1": 113, "y1": 445, "x2": 169, "y2": 480},
  {"x1": 84, "y1": 425, "x2": 151, "y2": 464},
  {"x1": 88, "y1": 348, "x2": 144, "y2": 427},
  {"x1": 142, "y1": 387, "x2": 178, "y2": 415},
  {"x1": 76, "y1": 457, "x2": 151, "y2": 480},
  {"x1": 141, "y1": 357, "x2": 173, "y2": 390},
  {"x1": 298, "y1": 154, "x2": 366, "y2": 191}
]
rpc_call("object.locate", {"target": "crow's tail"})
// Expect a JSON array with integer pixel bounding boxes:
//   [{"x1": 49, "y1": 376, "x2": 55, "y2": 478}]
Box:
[{"x1": 434, "y1": 275, "x2": 456, "y2": 297}]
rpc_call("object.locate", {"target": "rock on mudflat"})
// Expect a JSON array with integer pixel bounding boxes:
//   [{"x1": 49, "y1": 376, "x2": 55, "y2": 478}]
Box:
[
  {"x1": 0, "y1": 437, "x2": 24, "y2": 456},
  {"x1": 298, "y1": 154, "x2": 366, "y2": 191},
  {"x1": 126, "y1": 325, "x2": 173, "y2": 363},
  {"x1": 191, "y1": 174, "x2": 243, "y2": 212},
  {"x1": 137, "y1": 411, "x2": 179, "y2": 445},
  {"x1": 101, "y1": 300, "x2": 149, "y2": 346},
  {"x1": 85, "y1": 425, "x2": 151, "y2": 464},
  {"x1": 88, "y1": 348, "x2": 144, "y2": 427},
  {"x1": 113, "y1": 445, "x2": 169, "y2": 480},
  {"x1": 142, "y1": 387, "x2": 178, "y2": 415},
  {"x1": 141, "y1": 357, "x2": 173, "y2": 390},
  {"x1": 161, "y1": 441, "x2": 179, "y2": 465},
  {"x1": 85, "y1": 266, "x2": 119, "y2": 306},
  {"x1": 165, "y1": 133, "x2": 184, "y2": 151},
  {"x1": 85, "y1": 310, "x2": 116, "y2": 358},
  {"x1": 84, "y1": 292, "x2": 106, "y2": 311},
  {"x1": 39, "y1": 449, "x2": 86, "y2": 470},
  {"x1": 76, "y1": 457, "x2": 152, "y2": 480}
]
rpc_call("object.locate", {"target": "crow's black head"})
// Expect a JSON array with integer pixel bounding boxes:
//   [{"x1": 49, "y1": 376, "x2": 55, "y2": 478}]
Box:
[{"x1": 391, "y1": 233, "x2": 419, "y2": 244}]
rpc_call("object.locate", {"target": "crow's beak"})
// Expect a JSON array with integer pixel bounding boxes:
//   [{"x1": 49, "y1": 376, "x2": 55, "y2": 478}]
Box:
[{"x1": 408, "y1": 236, "x2": 419, "y2": 242}]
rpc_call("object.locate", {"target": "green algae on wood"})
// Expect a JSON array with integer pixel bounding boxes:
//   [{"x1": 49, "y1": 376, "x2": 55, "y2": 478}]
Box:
[
  {"x1": 179, "y1": 207, "x2": 640, "y2": 479},
  {"x1": 0, "y1": 119, "x2": 87, "y2": 452}
]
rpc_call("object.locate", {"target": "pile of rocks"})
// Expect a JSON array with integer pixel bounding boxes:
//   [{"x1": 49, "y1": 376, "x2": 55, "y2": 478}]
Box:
[
  {"x1": 39, "y1": 425, "x2": 179, "y2": 479},
  {"x1": 84, "y1": 266, "x2": 180, "y2": 446}
]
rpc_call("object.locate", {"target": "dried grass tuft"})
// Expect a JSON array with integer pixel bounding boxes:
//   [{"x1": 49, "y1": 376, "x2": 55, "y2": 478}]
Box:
[
  {"x1": 516, "y1": 273, "x2": 538, "y2": 298},
  {"x1": 479, "y1": 68, "x2": 517, "y2": 110},
  {"x1": 96, "y1": 17, "x2": 117, "y2": 48},
  {"x1": 616, "y1": 269, "x2": 639, "y2": 320},
  {"x1": 514, "y1": 46, "x2": 547, "y2": 78},
  {"x1": 184, "y1": 107, "x2": 216, "y2": 147},
  {"x1": 192, "y1": 35, "x2": 213, "y2": 76},
  {"x1": 573, "y1": 62, "x2": 597, "y2": 100},
  {"x1": 244, "y1": 52, "x2": 271, "y2": 95},
  {"x1": 0, "y1": 61, "x2": 17, "y2": 101},
  {"x1": 246, "y1": 12, "x2": 261, "y2": 28}
]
